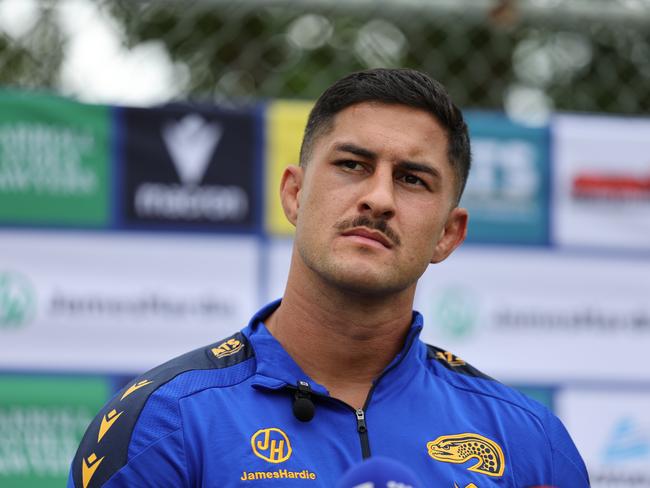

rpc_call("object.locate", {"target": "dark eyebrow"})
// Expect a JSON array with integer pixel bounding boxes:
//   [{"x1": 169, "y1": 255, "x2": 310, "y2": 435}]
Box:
[{"x1": 333, "y1": 143, "x2": 377, "y2": 160}]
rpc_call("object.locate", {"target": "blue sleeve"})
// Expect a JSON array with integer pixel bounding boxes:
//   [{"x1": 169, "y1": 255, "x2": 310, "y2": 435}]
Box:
[
  {"x1": 67, "y1": 429, "x2": 188, "y2": 488},
  {"x1": 549, "y1": 415, "x2": 590, "y2": 487},
  {"x1": 67, "y1": 374, "x2": 191, "y2": 488},
  {"x1": 553, "y1": 446, "x2": 590, "y2": 488},
  {"x1": 67, "y1": 335, "x2": 250, "y2": 487},
  {"x1": 103, "y1": 429, "x2": 188, "y2": 487}
]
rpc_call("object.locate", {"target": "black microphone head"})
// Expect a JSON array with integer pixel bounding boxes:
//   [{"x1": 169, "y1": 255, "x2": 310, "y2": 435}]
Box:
[{"x1": 292, "y1": 396, "x2": 315, "y2": 422}]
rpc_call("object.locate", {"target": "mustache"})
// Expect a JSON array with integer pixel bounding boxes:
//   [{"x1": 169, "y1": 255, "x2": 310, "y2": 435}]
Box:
[{"x1": 334, "y1": 215, "x2": 401, "y2": 247}]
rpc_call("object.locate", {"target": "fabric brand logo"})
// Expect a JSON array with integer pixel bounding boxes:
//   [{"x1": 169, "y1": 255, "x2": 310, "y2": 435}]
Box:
[
  {"x1": 120, "y1": 379, "x2": 153, "y2": 401},
  {"x1": 211, "y1": 338, "x2": 244, "y2": 358},
  {"x1": 602, "y1": 417, "x2": 650, "y2": 463},
  {"x1": 162, "y1": 114, "x2": 223, "y2": 186},
  {"x1": 0, "y1": 271, "x2": 36, "y2": 328},
  {"x1": 97, "y1": 409, "x2": 123, "y2": 443},
  {"x1": 427, "y1": 433, "x2": 505, "y2": 477},
  {"x1": 77, "y1": 377, "x2": 153, "y2": 487},
  {"x1": 454, "y1": 483, "x2": 478, "y2": 488},
  {"x1": 82, "y1": 453, "x2": 104, "y2": 488},
  {"x1": 251, "y1": 427, "x2": 292, "y2": 463}
]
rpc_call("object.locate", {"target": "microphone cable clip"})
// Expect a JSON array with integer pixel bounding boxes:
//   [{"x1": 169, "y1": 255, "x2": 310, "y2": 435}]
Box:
[{"x1": 292, "y1": 380, "x2": 315, "y2": 422}]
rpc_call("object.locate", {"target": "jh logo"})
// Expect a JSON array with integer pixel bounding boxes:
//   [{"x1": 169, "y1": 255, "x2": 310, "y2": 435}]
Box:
[{"x1": 251, "y1": 428, "x2": 292, "y2": 463}]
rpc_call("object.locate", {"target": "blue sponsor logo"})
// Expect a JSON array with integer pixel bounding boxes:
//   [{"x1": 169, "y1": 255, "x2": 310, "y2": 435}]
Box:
[
  {"x1": 461, "y1": 112, "x2": 549, "y2": 245},
  {"x1": 602, "y1": 417, "x2": 650, "y2": 463}
]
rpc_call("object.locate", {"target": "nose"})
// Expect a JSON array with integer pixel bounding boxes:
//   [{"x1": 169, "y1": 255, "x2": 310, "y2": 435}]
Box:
[{"x1": 357, "y1": 166, "x2": 396, "y2": 220}]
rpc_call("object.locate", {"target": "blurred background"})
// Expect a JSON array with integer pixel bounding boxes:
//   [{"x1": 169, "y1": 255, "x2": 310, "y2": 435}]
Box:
[{"x1": 1, "y1": 0, "x2": 649, "y2": 486}]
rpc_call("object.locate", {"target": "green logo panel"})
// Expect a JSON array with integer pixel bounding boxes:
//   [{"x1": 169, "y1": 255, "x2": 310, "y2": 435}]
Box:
[
  {"x1": 0, "y1": 90, "x2": 110, "y2": 226},
  {"x1": 0, "y1": 375, "x2": 110, "y2": 487},
  {"x1": 0, "y1": 271, "x2": 36, "y2": 329},
  {"x1": 432, "y1": 286, "x2": 479, "y2": 340}
]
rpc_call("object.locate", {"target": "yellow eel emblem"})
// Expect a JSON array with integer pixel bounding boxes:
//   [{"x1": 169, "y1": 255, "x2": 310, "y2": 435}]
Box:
[{"x1": 427, "y1": 433, "x2": 505, "y2": 477}]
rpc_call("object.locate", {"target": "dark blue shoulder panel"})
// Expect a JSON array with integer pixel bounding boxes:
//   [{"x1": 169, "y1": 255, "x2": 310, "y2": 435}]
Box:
[
  {"x1": 70, "y1": 332, "x2": 253, "y2": 488},
  {"x1": 425, "y1": 343, "x2": 494, "y2": 380}
]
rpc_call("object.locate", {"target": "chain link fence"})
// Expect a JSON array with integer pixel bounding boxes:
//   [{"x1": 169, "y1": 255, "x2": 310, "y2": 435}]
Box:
[{"x1": 1, "y1": 0, "x2": 650, "y2": 118}]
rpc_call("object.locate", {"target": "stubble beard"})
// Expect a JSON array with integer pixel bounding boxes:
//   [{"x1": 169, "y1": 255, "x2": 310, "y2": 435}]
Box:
[{"x1": 296, "y1": 234, "x2": 421, "y2": 299}]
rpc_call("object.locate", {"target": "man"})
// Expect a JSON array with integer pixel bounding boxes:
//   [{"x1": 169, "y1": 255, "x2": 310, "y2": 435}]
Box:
[{"x1": 69, "y1": 69, "x2": 589, "y2": 487}]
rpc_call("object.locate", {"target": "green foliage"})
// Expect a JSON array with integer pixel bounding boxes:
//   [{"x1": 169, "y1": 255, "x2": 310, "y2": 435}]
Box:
[{"x1": 0, "y1": 0, "x2": 648, "y2": 114}]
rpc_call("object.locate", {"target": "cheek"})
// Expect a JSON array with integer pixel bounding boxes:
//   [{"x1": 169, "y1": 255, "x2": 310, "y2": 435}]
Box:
[
  {"x1": 296, "y1": 193, "x2": 337, "y2": 239},
  {"x1": 404, "y1": 219, "x2": 444, "y2": 259},
  {"x1": 303, "y1": 184, "x2": 350, "y2": 220}
]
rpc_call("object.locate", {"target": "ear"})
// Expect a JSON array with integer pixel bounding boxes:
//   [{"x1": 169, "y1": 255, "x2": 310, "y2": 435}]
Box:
[
  {"x1": 430, "y1": 207, "x2": 468, "y2": 264},
  {"x1": 279, "y1": 165, "x2": 303, "y2": 227}
]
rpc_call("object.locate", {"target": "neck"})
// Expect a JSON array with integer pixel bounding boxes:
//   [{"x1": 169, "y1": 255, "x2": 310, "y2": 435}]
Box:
[{"x1": 266, "y1": 252, "x2": 417, "y2": 409}]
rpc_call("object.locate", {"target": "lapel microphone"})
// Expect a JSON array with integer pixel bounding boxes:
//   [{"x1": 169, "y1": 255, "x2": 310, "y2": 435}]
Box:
[{"x1": 292, "y1": 380, "x2": 315, "y2": 422}]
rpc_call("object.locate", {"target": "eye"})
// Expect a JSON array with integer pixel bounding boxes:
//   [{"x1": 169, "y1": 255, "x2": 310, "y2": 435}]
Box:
[
  {"x1": 398, "y1": 173, "x2": 427, "y2": 188},
  {"x1": 336, "y1": 160, "x2": 364, "y2": 171}
]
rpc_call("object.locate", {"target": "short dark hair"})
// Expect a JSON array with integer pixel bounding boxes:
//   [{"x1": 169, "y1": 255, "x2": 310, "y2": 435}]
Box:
[{"x1": 299, "y1": 68, "x2": 471, "y2": 203}]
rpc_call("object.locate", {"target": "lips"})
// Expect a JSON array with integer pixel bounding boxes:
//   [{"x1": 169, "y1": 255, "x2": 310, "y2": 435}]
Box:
[{"x1": 341, "y1": 227, "x2": 393, "y2": 249}]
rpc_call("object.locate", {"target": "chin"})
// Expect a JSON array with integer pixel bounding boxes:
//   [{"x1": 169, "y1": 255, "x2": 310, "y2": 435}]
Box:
[
  {"x1": 299, "y1": 244, "x2": 419, "y2": 296},
  {"x1": 324, "y1": 266, "x2": 412, "y2": 297}
]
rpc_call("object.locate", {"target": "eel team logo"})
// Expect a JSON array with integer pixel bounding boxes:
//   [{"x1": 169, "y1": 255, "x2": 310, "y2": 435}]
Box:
[
  {"x1": 251, "y1": 428, "x2": 292, "y2": 463},
  {"x1": 427, "y1": 433, "x2": 505, "y2": 477},
  {"x1": 211, "y1": 338, "x2": 244, "y2": 358}
]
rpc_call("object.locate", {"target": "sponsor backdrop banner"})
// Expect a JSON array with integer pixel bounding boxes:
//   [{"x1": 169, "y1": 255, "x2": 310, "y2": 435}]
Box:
[
  {"x1": 0, "y1": 374, "x2": 110, "y2": 488},
  {"x1": 0, "y1": 90, "x2": 110, "y2": 227},
  {"x1": 414, "y1": 247, "x2": 650, "y2": 382},
  {"x1": 0, "y1": 231, "x2": 260, "y2": 373},
  {"x1": 552, "y1": 114, "x2": 650, "y2": 250},
  {"x1": 265, "y1": 100, "x2": 312, "y2": 236},
  {"x1": 462, "y1": 112, "x2": 549, "y2": 245},
  {"x1": 3, "y1": 90, "x2": 650, "y2": 484},
  {"x1": 556, "y1": 386, "x2": 650, "y2": 488},
  {"x1": 119, "y1": 103, "x2": 260, "y2": 232}
]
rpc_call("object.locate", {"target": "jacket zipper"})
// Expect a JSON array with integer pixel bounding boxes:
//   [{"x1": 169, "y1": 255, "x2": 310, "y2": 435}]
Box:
[
  {"x1": 286, "y1": 326, "x2": 420, "y2": 461},
  {"x1": 355, "y1": 408, "x2": 371, "y2": 459},
  {"x1": 352, "y1": 327, "x2": 420, "y2": 460}
]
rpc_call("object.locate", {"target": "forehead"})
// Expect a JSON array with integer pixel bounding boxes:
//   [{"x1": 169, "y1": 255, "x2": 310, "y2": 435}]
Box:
[{"x1": 317, "y1": 102, "x2": 449, "y2": 159}]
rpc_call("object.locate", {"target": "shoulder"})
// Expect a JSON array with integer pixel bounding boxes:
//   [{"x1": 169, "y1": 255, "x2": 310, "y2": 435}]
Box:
[
  {"x1": 423, "y1": 342, "x2": 560, "y2": 441},
  {"x1": 70, "y1": 332, "x2": 255, "y2": 488},
  {"x1": 423, "y1": 343, "x2": 589, "y2": 483}
]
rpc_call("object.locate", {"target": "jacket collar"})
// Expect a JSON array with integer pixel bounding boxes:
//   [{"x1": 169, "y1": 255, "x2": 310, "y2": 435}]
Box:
[{"x1": 242, "y1": 300, "x2": 425, "y2": 395}]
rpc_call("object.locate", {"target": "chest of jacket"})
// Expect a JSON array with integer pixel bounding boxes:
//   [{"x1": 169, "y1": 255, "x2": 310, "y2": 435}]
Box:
[{"x1": 178, "y1": 381, "x2": 548, "y2": 487}]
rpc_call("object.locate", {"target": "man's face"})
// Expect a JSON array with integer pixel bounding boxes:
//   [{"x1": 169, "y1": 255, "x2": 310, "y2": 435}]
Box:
[{"x1": 282, "y1": 101, "x2": 467, "y2": 297}]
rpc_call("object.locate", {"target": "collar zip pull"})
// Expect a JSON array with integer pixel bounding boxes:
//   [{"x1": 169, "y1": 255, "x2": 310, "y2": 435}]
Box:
[{"x1": 355, "y1": 408, "x2": 367, "y2": 433}]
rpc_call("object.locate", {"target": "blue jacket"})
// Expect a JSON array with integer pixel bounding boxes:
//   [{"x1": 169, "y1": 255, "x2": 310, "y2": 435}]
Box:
[{"x1": 69, "y1": 300, "x2": 589, "y2": 487}]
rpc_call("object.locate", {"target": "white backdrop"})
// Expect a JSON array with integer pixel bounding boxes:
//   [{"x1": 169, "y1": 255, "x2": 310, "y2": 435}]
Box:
[
  {"x1": 0, "y1": 230, "x2": 260, "y2": 372},
  {"x1": 552, "y1": 115, "x2": 650, "y2": 251}
]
